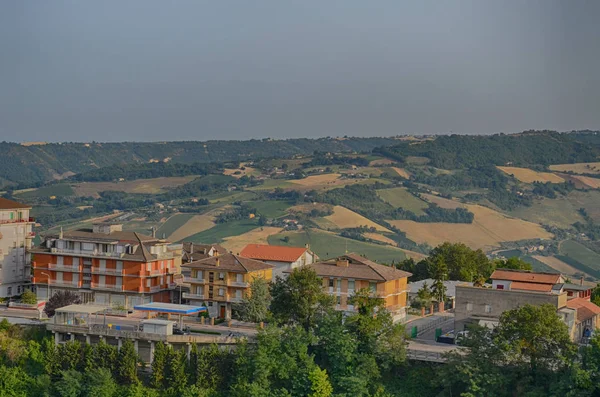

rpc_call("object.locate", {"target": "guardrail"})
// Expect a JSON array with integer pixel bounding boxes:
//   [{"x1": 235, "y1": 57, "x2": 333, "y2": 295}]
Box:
[
  {"x1": 183, "y1": 277, "x2": 205, "y2": 283},
  {"x1": 416, "y1": 316, "x2": 454, "y2": 337},
  {"x1": 406, "y1": 349, "x2": 447, "y2": 363},
  {"x1": 182, "y1": 292, "x2": 205, "y2": 300}
]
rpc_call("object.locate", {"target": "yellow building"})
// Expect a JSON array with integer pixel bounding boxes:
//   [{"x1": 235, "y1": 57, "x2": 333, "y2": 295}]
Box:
[
  {"x1": 298, "y1": 253, "x2": 412, "y2": 321},
  {"x1": 181, "y1": 252, "x2": 273, "y2": 319}
]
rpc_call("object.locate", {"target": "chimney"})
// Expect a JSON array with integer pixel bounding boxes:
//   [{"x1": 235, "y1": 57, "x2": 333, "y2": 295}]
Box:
[
  {"x1": 581, "y1": 276, "x2": 584, "y2": 286},
  {"x1": 190, "y1": 243, "x2": 194, "y2": 254},
  {"x1": 151, "y1": 226, "x2": 156, "y2": 238},
  {"x1": 336, "y1": 259, "x2": 349, "y2": 267},
  {"x1": 59, "y1": 227, "x2": 63, "y2": 239},
  {"x1": 215, "y1": 257, "x2": 220, "y2": 267}
]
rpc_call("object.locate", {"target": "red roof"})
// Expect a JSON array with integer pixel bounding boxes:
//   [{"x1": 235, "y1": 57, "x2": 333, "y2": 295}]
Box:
[
  {"x1": 0, "y1": 197, "x2": 31, "y2": 210},
  {"x1": 490, "y1": 269, "x2": 561, "y2": 285},
  {"x1": 566, "y1": 298, "x2": 600, "y2": 323},
  {"x1": 240, "y1": 244, "x2": 308, "y2": 263}
]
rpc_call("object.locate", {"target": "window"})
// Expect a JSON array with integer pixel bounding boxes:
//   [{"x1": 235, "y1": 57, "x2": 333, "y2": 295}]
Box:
[
  {"x1": 73, "y1": 257, "x2": 79, "y2": 266},
  {"x1": 236, "y1": 290, "x2": 242, "y2": 298},
  {"x1": 218, "y1": 272, "x2": 225, "y2": 281},
  {"x1": 328, "y1": 279, "x2": 334, "y2": 288},
  {"x1": 99, "y1": 260, "x2": 106, "y2": 269},
  {"x1": 82, "y1": 243, "x2": 94, "y2": 251},
  {"x1": 146, "y1": 263, "x2": 151, "y2": 272},
  {"x1": 336, "y1": 296, "x2": 341, "y2": 305},
  {"x1": 7, "y1": 287, "x2": 12, "y2": 296},
  {"x1": 466, "y1": 303, "x2": 473, "y2": 312},
  {"x1": 485, "y1": 304, "x2": 492, "y2": 313},
  {"x1": 146, "y1": 279, "x2": 151, "y2": 287},
  {"x1": 57, "y1": 256, "x2": 64, "y2": 265},
  {"x1": 336, "y1": 279, "x2": 341, "y2": 290},
  {"x1": 160, "y1": 277, "x2": 164, "y2": 284},
  {"x1": 208, "y1": 302, "x2": 213, "y2": 307},
  {"x1": 236, "y1": 274, "x2": 244, "y2": 283},
  {"x1": 496, "y1": 284, "x2": 504, "y2": 290},
  {"x1": 369, "y1": 282, "x2": 377, "y2": 293},
  {"x1": 348, "y1": 280, "x2": 355, "y2": 291},
  {"x1": 218, "y1": 288, "x2": 225, "y2": 296}
]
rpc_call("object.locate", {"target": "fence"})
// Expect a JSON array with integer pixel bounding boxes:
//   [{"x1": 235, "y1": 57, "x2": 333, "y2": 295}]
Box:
[{"x1": 416, "y1": 316, "x2": 454, "y2": 337}]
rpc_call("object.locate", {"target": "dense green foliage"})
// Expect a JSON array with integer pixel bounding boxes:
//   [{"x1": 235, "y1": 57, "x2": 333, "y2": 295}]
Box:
[
  {"x1": 68, "y1": 162, "x2": 223, "y2": 182},
  {"x1": 375, "y1": 131, "x2": 600, "y2": 169}
]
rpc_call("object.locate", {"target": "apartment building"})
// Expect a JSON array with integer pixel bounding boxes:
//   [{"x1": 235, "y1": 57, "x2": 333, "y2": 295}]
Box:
[
  {"x1": 293, "y1": 253, "x2": 412, "y2": 320},
  {"x1": 0, "y1": 198, "x2": 35, "y2": 297},
  {"x1": 181, "y1": 253, "x2": 273, "y2": 318},
  {"x1": 240, "y1": 244, "x2": 317, "y2": 279},
  {"x1": 31, "y1": 223, "x2": 179, "y2": 308}
]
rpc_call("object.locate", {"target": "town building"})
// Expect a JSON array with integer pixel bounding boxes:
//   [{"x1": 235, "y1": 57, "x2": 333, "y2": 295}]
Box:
[
  {"x1": 182, "y1": 242, "x2": 228, "y2": 265},
  {"x1": 292, "y1": 253, "x2": 412, "y2": 321},
  {"x1": 31, "y1": 223, "x2": 179, "y2": 308},
  {"x1": 239, "y1": 244, "x2": 317, "y2": 279},
  {"x1": 0, "y1": 198, "x2": 35, "y2": 297},
  {"x1": 455, "y1": 268, "x2": 600, "y2": 343},
  {"x1": 181, "y1": 252, "x2": 273, "y2": 318}
]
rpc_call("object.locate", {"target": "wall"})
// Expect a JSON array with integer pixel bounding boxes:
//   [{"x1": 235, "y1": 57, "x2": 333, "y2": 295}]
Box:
[
  {"x1": 455, "y1": 285, "x2": 566, "y2": 330},
  {"x1": 0, "y1": 209, "x2": 32, "y2": 297}
]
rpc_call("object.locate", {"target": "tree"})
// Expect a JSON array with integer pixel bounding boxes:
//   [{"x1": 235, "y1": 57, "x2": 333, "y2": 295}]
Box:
[
  {"x1": 53, "y1": 370, "x2": 83, "y2": 397},
  {"x1": 150, "y1": 342, "x2": 167, "y2": 389},
  {"x1": 44, "y1": 291, "x2": 81, "y2": 318},
  {"x1": 308, "y1": 367, "x2": 333, "y2": 397},
  {"x1": 428, "y1": 242, "x2": 493, "y2": 282},
  {"x1": 233, "y1": 276, "x2": 271, "y2": 323},
  {"x1": 117, "y1": 339, "x2": 139, "y2": 384},
  {"x1": 83, "y1": 368, "x2": 117, "y2": 397},
  {"x1": 21, "y1": 290, "x2": 37, "y2": 304},
  {"x1": 411, "y1": 282, "x2": 433, "y2": 309},
  {"x1": 270, "y1": 267, "x2": 333, "y2": 331},
  {"x1": 164, "y1": 347, "x2": 187, "y2": 395},
  {"x1": 495, "y1": 257, "x2": 532, "y2": 271}
]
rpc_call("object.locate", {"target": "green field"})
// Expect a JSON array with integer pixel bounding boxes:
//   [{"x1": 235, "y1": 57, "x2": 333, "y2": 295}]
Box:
[
  {"x1": 247, "y1": 179, "x2": 293, "y2": 191},
  {"x1": 376, "y1": 187, "x2": 428, "y2": 216},
  {"x1": 248, "y1": 200, "x2": 293, "y2": 219},
  {"x1": 557, "y1": 240, "x2": 600, "y2": 278},
  {"x1": 16, "y1": 184, "x2": 75, "y2": 198},
  {"x1": 156, "y1": 214, "x2": 195, "y2": 238},
  {"x1": 522, "y1": 255, "x2": 558, "y2": 274},
  {"x1": 267, "y1": 228, "x2": 407, "y2": 264},
  {"x1": 206, "y1": 191, "x2": 257, "y2": 204},
  {"x1": 185, "y1": 219, "x2": 259, "y2": 244}
]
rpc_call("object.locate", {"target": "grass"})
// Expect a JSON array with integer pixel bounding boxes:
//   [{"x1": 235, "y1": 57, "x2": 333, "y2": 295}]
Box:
[
  {"x1": 206, "y1": 191, "x2": 257, "y2": 204},
  {"x1": 185, "y1": 219, "x2": 259, "y2": 244},
  {"x1": 247, "y1": 179, "x2": 293, "y2": 191},
  {"x1": 376, "y1": 187, "x2": 428, "y2": 216},
  {"x1": 156, "y1": 214, "x2": 195, "y2": 238},
  {"x1": 248, "y1": 200, "x2": 294, "y2": 219},
  {"x1": 521, "y1": 255, "x2": 558, "y2": 274},
  {"x1": 558, "y1": 240, "x2": 600, "y2": 278},
  {"x1": 497, "y1": 166, "x2": 565, "y2": 183},
  {"x1": 16, "y1": 184, "x2": 74, "y2": 198},
  {"x1": 267, "y1": 228, "x2": 407, "y2": 264}
]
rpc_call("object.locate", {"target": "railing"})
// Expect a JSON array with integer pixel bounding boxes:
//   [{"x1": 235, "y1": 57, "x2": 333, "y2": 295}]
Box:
[
  {"x1": 149, "y1": 285, "x2": 160, "y2": 293},
  {"x1": 48, "y1": 264, "x2": 80, "y2": 272},
  {"x1": 416, "y1": 316, "x2": 454, "y2": 337},
  {"x1": 183, "y1": 276, "x2": 205, "y2": 283},
  {"x1": 50, "y1": 248, "x2": 125, "y2": 258},
  {"x1": 182, "y1": 292, "x2": 205, "y2": 300},
  {"x1": 168, "y1": 282, "x2": 177, "y2": 289},
  {"x1": 406, "y1": 349, "x2": 447, "y2": 363},
  {"x1": 91, "y1": 283, "x2": 124, "y2": 292},
  {"x1": 0, "y1": 217, "x2": 35, "y2": 225},
  {"x1": 228, "y1": 281, "x2": 249, "y2": 288},
  {"x1": 91, "y1": 268, "x2": 123, "y2": 276},
  {"x1": 48, "y1": 280, "x2": 80, "y2": 288},
  {"x1": 149, "y1": 269, "x2": 164, "y2": 276},
  {"x1": 229, "y1": 297, "x2": 243, "y2": 303}
]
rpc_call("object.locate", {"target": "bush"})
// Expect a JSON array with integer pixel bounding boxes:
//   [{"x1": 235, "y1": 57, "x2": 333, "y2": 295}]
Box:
[{"x1": 21, "y1": 291, "x2": 38, "y2": 305}]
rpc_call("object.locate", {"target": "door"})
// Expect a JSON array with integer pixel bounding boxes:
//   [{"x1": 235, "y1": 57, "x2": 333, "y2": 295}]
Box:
[{"x1": 219, "y1": 305, "x2": 226, "y2": 318}]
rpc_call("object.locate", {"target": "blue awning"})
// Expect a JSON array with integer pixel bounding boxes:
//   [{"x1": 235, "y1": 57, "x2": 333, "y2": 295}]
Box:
[{"x1": 133, "y1": 302, "x2": 207, "y2": 315}]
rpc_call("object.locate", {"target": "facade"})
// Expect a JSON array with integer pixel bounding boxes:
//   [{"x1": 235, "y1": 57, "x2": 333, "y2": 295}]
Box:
[
  {"x1": 0, "y1": 198, "x2": 35, "y2": 297},
  {"x1": 490, "y1": 269, "x2": 564, "y2": 292},
  {"x1": 294, "y1": 253, "x2": 412, "y2": 320},
  {"x1": 239, "y1": 244, "x2": 317, "y2": 279},
  {"x1": 181, "y1": 253, "x2": 273, "y2": 318},
  {"x1": 31, "y1": 223, "x2": 179, "y2": 308},
  {"x1": 566, "y1": 298, "x2": 600, "y2": 342}
]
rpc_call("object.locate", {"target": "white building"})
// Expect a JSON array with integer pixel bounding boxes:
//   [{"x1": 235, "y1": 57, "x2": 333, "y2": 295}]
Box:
[
  {"x1": 0, "y1": 198, "x2": 34, "y2": 297},
  {"x1": 239, "y1": 244, "x2": 317, "y2": 279}
]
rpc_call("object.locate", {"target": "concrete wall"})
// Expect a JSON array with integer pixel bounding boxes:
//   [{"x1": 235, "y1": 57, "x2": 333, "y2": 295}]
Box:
[
  {"x1": 0, "y1": 209, "x2": 32, "y2": 297},
  {"x1": 455, "y1": 285, "x2": 566, "y2": 330}
]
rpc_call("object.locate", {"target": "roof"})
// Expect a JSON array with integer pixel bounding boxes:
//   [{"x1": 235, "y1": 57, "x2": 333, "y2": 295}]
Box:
[
  {"x1": 510, "y1": 282, "x2": 554, "y2": 292},
  {"x1": 566, "y1": 298, "x2": 600, "y2": 323},
  {"x1": 55, "y1": 304, "x2": 108, "y2": 314},
  {"x1": 133, "y1": 302, "x2": 207, "y2": 315},
  {"x1": 181, "y1": 252, "x2": 274, "y2": 273},
  {"x1": 563, "y1": 283, "x2": 591, "y2": 292},
  {"x1": 490, "y1": 269, "x2": 562, "y2": 285},
  {"x1": 240, "y1": 244, "x2": 309, "y2": 262},
  {"x1": 0, "y1": 197, "x2": 31, "y2": 210},
  {"x1": 296, "y1": 253, "x2": 411, "y2": 282},
  {"x1": 409, "y1": 279, "x2": 473, "y2": 297},
  {"x1": 182, "y1": 242, "x2": 229, "y2": 262}
]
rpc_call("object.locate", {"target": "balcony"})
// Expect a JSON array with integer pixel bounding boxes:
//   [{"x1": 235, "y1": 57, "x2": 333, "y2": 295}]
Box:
[
  {"x1": 166, "y1": 267, "x2": 177, "y2": 274},
  {"x1": 182, "y1": 292, "x2": 205, "y2": 300},
  {"x1": 149, "y1": 285, "x2": 160, "y2": 293},
  {"x1": 228, "y1": 281, "x2": 249, "y2": 288},
  {"x1": 48, "y1": 280, "x2": 80, "y2": 288},
  {"x1": 0, "y1": 217, "x2": 35, "y2": 225},
  {"x1": 91, "y1": 283, "x2": 124, "y2": 292},
  {"x1": 229, "y1": 296, "x2": 243, "y2": 303},
  {"x1": 91, "y1": 268, "x2": 124, "y2": 276},
  {"x1": 183, "y1": 276, "x2": 205, "y2": 284},
  {"x1": 48, "y1": 264, "x2": 80, "y2": 272},
  {"x1": 148, "y1": 269, "x2": 164, "y2": 277},
  {"x1": 168, "y1": 282, "x2": 177, "y2": 289},
  {"x1": 49, "y1": 248, "x2": 125, "y2": 258}
]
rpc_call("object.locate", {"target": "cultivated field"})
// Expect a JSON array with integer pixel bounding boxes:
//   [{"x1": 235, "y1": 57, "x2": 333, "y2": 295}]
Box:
[
  {"x1": 185, "y1": 219, "x2": 259, "y2": 244},
  {"x1": 369, "y1": 159, "x2": 395, "y2": 166},
  {"x1": 364, "y1": 232, "x2": 397, "y2": 246},
  {"x1": 420, "y1": 194, "x2": 463, "y2": 209},
  {"x1": 288, "y1": 203, "x2": 333, "y2": 215},
  {"x1": 167, "y1": 214, "x2": 216, "y2": 242},
  {"x1": 249, "y1": 200, "x2": 293, "y2": 218},
  {"x1": 268, "y1": 228, "x2": 407, "y2": 263},
  {"x1": 549, "y1": 162, "x2": 600, "y2": 175},
  {"x1": 290, "y1": 174, "x2": 341, "y2": 186},
  {"x1": 15, "y1": 184, "x2": 75, "y2": 198},
  {"x1": 497, "y1": 166, "x2": 564, "y2": 183},
  {"x1": 317, "y1": 205, "x2": 391, "y2": 232},
  {"x1": 559, "y1": 240, "x2": 600, "y2": 272},
  {"x1": 73, "y1": 176, "x2": 198, "y2": 197},
  {"x1": 223, "y1": 165, "x2": 259, "y2": 178},
  {"x1": 221, "y1": 226, "x2": 283, "y2": 254},
  {"x1": 531, "y1": 255, "x2": 591, "y2": 279},
  {"x1": 156, "y1": 214, "x2": 194, "y2": 238},
  {"x1": 377, "y1": 188, "x2": 428, "y2": 215},
  {"x1": 388, "y1": 204, "x2": 553, "y2": 251},
  {"x1": 571, "y1": 175, "x2": 600, "y2": 189},
  {"x1": 390, "y1": 167, "x2": 411, "y2": 179}
]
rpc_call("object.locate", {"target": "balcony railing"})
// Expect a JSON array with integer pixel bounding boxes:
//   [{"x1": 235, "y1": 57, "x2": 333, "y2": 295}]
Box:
[
  {"x1": 48, "y1": 264, "x2": 80, "y2": 272},
  {"x1": 183, "y1": 276, "x2": 205, "y2": 284},
  {"x1": 229, "y1": 296, "x2": 243, "y2": 303},
  {"x1": 182, "y1": 292, "x2": 205, "y2": 300},
  {"x1": 228, "y1": 281, "x2": 249, "y2": 288},
  {"x1": 91, "y1": 268, "x2": 124, "y2": 276},
  {"x1": 168, "y1": 282, "x2": 177, "y2": 289},
  {"x1": 148, "y1": 269, "x2": 164, "y2": 276},
  {"x1": 48, "y1": 280, "x2": 80, "y2": 288},
  {"x1": 50, "y1": 248, "x2": 125, "y2": 258},
  {"x1": 91, "y1": 283, "x2": 124, "y2": 292},
  {"x1": 149, "y1": 285, "x2": 160, "y2": 293},
  {"x1": 0, "y1": 217, "x2": 35, "y2": 225}
]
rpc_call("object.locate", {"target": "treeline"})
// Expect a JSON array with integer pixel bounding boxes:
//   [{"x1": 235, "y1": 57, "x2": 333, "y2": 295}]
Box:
[
  {"x1": 0, "y1": 137, "x2": 399, "y2": 189},
  {"x1": 375, "y1": 131, "x2": 600, "y2": 169},
  {"x1": 410, "y1": 165, "x2": 508, "y2": 190},
  {"x1": 68, "y1": 162, "x2": 224, "y2": 182},
  {"x1": 532, "y1": 181, "x2": 576, "y2": 199},
  {"x1": 394, "y1": 205, "x2": 474, "y2": 223},
  {"x1": 301, "y1": 153, "x2": 370, "y2": 168}
]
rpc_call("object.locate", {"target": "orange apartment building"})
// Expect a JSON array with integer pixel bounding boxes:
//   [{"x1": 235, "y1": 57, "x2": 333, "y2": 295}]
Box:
[
  {"x1": 294, "y1": 253, "x2": 412, "y2": 320},
  {"x1": 31, "y1": 223, "x2": 180, "y2": 308},
  {"x1": 181, "y1": 252, "x2": 273, "y2": 318}
]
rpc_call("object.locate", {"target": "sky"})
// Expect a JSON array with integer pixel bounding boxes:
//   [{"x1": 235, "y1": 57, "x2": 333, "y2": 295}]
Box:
[{"x1": 1, "y1": 1, "x2": 599, "y2": 142}]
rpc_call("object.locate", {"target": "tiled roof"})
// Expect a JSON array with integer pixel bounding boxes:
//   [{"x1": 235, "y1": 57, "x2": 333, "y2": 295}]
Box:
[
  {"x1": 240, "y1": 244, "x2": 308, "y2": 262},
  {"x1": 567, "y1": 298, "x2": 600, "y2": 323},
  {"x1": 562, "y1": 283, "x2": 591, "y2": 292},
  {"x1": 0, "y1": 197, "x2": 31, "y2": 210},
  {"x1": 181, "y1": 253, "x2": 274, "y2": 273},
  {"x1": 490, "y1": 269, "x2": 561, "y2": 285},
  {"x1": 297, "y1": 253, "x2": 411, "y2": 282},
  {"x1": 510, "y1": 282, "x2": 553, "y2": 292},
  {"x1": 182, "y1": 242, "x2": 228, "y2": 262}
]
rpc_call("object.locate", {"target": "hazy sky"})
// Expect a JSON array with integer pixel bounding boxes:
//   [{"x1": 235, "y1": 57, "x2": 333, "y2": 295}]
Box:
[{"x1": 1, "y1": 1, "x2": 599, "y2": 142}]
